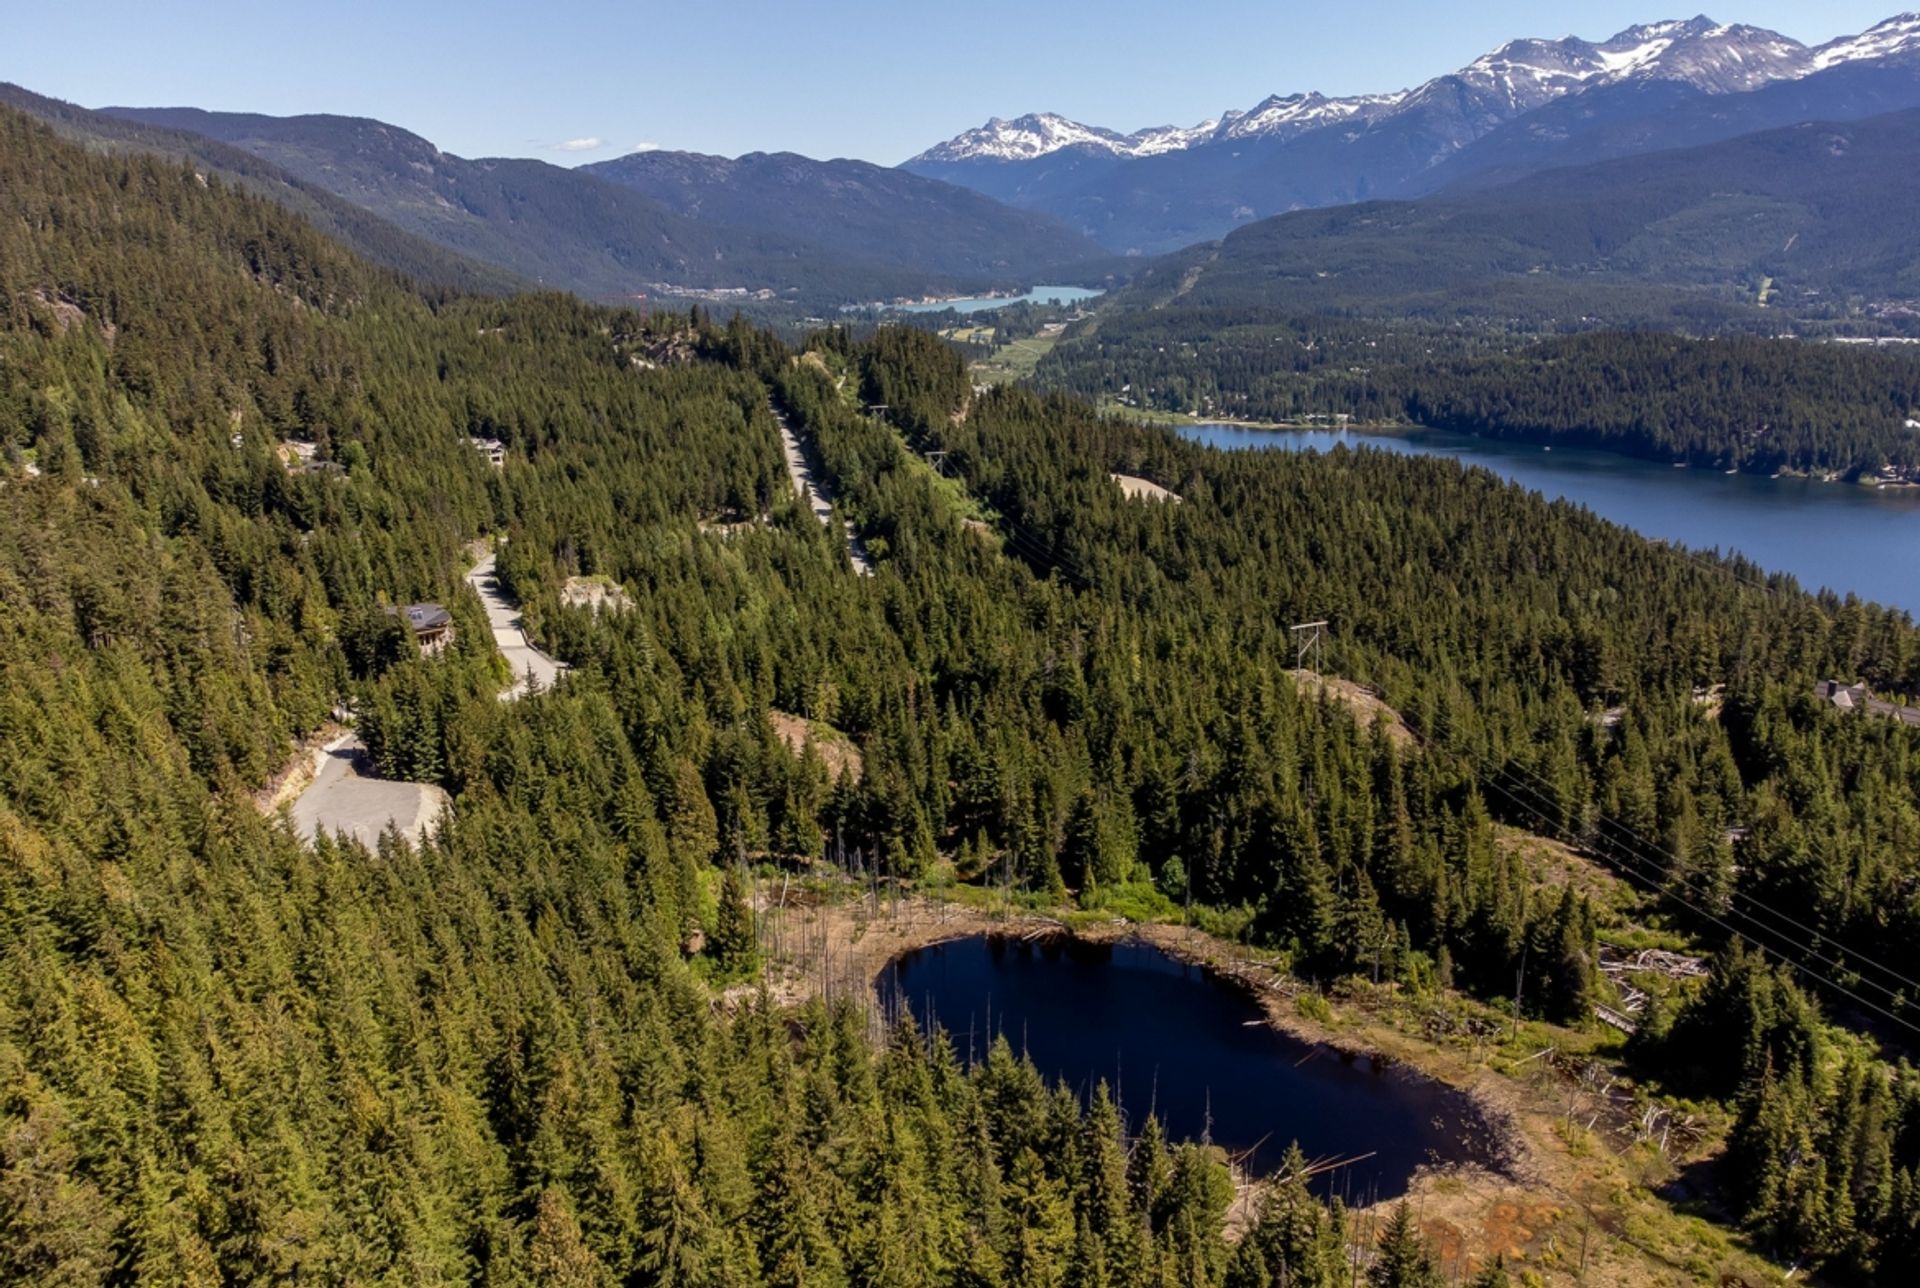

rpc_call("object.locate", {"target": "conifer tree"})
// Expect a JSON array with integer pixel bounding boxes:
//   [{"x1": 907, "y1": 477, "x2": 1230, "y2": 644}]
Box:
[
  {"x1": 713, "y1": 867, "x2": 758, "y2": 978},
  {"x1": 1367, "y1": 1203, "x2": 1440, "y2": 1288}
]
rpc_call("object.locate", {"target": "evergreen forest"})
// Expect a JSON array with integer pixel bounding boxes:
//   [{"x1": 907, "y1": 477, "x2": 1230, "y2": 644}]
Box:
[
  {"x1": 1037, "y1": 314, "x2": 1920, "y2": 477},
  {"x1": 6, "y1": 102, "x2": 1920, "y2": 1284}
]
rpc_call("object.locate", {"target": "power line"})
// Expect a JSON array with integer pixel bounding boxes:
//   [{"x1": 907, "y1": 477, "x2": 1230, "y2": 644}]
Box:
[
  {"x1": 1475, "y1": 764, "x2": 1920, "y2": 1041},
  {"x1": 889, "y1": 396, "x2": 1920, "y2": 1029},
  {"x1": 1486, "y1": 752, "x2": 1920, "y2": 1002}
]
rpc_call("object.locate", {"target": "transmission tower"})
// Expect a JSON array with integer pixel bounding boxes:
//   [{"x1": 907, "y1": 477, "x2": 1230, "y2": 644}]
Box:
[{"x1": 1290, "y1": 619, "x2": 1328, "y2": 673}]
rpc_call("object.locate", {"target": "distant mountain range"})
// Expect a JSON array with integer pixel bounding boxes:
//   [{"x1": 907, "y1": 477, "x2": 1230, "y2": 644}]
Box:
[
  {"x1": 579, "y1": 150, "x2": 1108, "y2": 287},
  {"x1": 1109, "y1": 106, "x2": 1920, "y2": 326},
  {"x1": 13, "y1": 12, "x2": 1918, "y2": 313},
  {"x1": 88, "y1": 105, "x2": 1111, "y2": 309},
  {"x1": 0, "y1": 91, "x2": 1109, "y2": 311},
  {"x1": 0, "y1": 85, "x2": 530, "y2": 297},
  {"x1": 905, "y1": 14, "x2": 1920, "y2": 252}
]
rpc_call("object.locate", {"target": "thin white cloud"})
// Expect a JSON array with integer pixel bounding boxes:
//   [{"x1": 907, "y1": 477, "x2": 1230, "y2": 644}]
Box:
[
  {"x1": 626, "y1": 141, "x2": 663, "y2": 154},
  {"x1": 552, "y1": 136, "x2": 607, "y2": 153}
]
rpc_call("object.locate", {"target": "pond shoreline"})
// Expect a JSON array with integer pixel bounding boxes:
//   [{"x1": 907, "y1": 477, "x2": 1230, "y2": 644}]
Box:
[
  {"x1": 736, "y1": 886, "x2": 1767, "y2": 1278},
  {"x1": 741, "y1": 892, "x2": 1529, "y2": 1187},
  {"x1": 887, "y1": 920, "x2": 1523, "y2": 1184}
]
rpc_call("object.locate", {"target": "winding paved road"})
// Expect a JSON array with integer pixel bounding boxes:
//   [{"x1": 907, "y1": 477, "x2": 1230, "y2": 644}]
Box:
[
  {"x1": 466, "y1": 551, "x2": 569, "y2": 699},
  {"x1": 771, "y1": 401, "x2": 873, "y2": 576}
]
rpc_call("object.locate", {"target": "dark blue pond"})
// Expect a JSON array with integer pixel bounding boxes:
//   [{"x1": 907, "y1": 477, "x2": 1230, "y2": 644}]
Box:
[{"x1": 885, "y1": 935, "x2": 1499, "y2": 1198}]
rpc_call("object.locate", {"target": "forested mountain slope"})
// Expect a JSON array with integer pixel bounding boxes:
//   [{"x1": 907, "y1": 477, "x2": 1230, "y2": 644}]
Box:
[
  {"x1": 1036, "y1": 107, "x2": 1920, "y2": 473},
  {"x1": 8, "y1": 99, "x2": 1920, "y2": 1283},
  {"x1": 95, "y1": 102, "x2": 1106, "y2": 309},
  {"x1": 1137, "y1": 107, "x2": 1920, "y2": 325},
  {"x1": 0, "y1": 82, "x2": 528, "y2": 297},
  {"x1": 1039, "y1": 319, "x2": 1920, "y2": 475},
  {"x1": 581, "y1": 148, "x2": 1112, "y2": 284},
  {"x1": 95, "y1": 103, "x2": 936, "y2": 306}
]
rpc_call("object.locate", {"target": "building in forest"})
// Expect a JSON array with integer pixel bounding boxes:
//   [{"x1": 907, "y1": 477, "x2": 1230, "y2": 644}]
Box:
[
  {"x1": 1816, "y1": 680, "x2": 1920, "y2": 726},
  {"x1": 394, "y1": 601, "x2": 455, "y2": 653}
]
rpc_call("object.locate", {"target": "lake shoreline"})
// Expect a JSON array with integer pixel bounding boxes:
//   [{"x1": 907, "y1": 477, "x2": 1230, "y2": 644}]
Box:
[
  {"x1": 1177, "y1": 416, "x2": 1916, "y2": 485},
  {"x1": 1180, "y1": 421, "x2": 1920, "y2": 612}
]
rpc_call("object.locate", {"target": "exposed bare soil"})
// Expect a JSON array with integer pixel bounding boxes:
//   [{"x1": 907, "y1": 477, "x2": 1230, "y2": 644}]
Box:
[
  {"x1": 1109, "y1": 472, "x2": 1181, "y2": 502},
  {"x1": 769, "y1": 711, "x2": 864, "y2": 782},
  {"x1": 1289, "y1": 669, "x2": 1418, "y2": 748}
]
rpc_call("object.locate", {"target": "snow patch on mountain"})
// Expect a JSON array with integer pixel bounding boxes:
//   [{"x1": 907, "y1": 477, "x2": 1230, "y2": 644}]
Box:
[
  {"x1": 1812, "y1": 13, "x2": 1920, "y2": 69},
  {"x1": 924, "y1": 113, "x2": 1139, "y2": 162},
  {"x1": 1215, "y1": 92, "x2": 1407, "y2": 143},
  {"x1": 911, "y1": 12, "x2": 1920, "y2": 167}
]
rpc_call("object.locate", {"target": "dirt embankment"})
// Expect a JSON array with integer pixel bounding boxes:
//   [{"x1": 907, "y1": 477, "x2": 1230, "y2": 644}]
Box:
[
  {"x1": 252, "y1": 720, "x2": 349, "y2": 813},
  {"x1": 1109, "y1": 472, "x2": 1181, "y2": 503},
  {"x1": 770, "y1": 711, "x2": 863, "y2": 783},
  {"x1": 1289, "y1": 669, "x2": 1417, "y2": 748}
]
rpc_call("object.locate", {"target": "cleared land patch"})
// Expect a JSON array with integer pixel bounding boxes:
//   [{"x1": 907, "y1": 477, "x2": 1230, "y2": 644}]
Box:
[
  {"x1": 1110, "y1": 472, "x2": 1182, "y2": 503},
  {"x1": 771, "y1": 710, "x2": 864, "y2": 782},
  {"x1": 286, "y1": 732, "x2": 447, "y2": 850},
  {"x1": 1288, "y1": 669, "x2": 1415, "y2": 747}
]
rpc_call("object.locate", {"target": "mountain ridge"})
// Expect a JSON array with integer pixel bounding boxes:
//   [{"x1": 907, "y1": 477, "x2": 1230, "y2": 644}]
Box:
[
  {"x1": 912, "y1": 13, "x2": 1920, "y2": 165},
  {"x1": 0, "y1": 84, "x2": 530, "y2": 297},
  {"x1": 904, "y1": 12, "x2": 1920, "y2": 252},
  {"x1": 1094, "y1": 106, "x2": 1920, "y2": 328},
  {"x1": 578, "y1": 147, "x2": 1112, "y2": 286},
  {"x1": 88, "y1": 103, "x2": 1109, "y2": 309}
]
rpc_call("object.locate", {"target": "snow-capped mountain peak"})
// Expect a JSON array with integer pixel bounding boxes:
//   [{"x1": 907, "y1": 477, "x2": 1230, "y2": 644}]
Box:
[
  {"x1": 909, "y1": 14, "x2": 1920, "y2": 168},
  {"x1": 1215, "y1": 92, "x2": 1409, "y2": 142},
  {"x1": 1812, "y1": 13, "x2": 1920, "y2": 70},
  {"x1": 917, "y1": 113, "x2": 1138, "y2": 163},
  {"x1": 1454, "y1": 17, "x2": 1812, "y2": 107}
]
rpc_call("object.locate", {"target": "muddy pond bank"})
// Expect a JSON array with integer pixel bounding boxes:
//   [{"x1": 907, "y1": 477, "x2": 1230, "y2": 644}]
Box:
[{"x1": 883, "y1": 932, "x2": 1509, "y2": 1199}]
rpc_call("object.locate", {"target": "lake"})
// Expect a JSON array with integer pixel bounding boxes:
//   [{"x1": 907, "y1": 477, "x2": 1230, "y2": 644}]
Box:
[
  {"x1": 1179, "y1": 425, "x2": 1920, "y2": 615},
  {"x1": 885, "y1": 935, "x2": 1498, "y2": 1197},
  {"x1": 894, "y1": 285, "x2": 1105, "y2": 314}
]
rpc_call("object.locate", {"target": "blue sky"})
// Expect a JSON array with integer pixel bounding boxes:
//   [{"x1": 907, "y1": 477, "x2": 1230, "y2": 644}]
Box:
[{"x1": 8, "y1": 1, "x2": 1905, "y2": 164}]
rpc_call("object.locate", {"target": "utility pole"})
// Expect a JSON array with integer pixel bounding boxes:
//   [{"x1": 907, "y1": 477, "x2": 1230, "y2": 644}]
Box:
[
  {"x1": 1184, "y1": 861, "x2": 1193, "y2": 946},
  {"x1": 1513, "y1": 940, "x2": 1529, "y2": 1040},
  {"x1": 1290, "y1": 619, "x2": 1328, "y2": 673}
]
